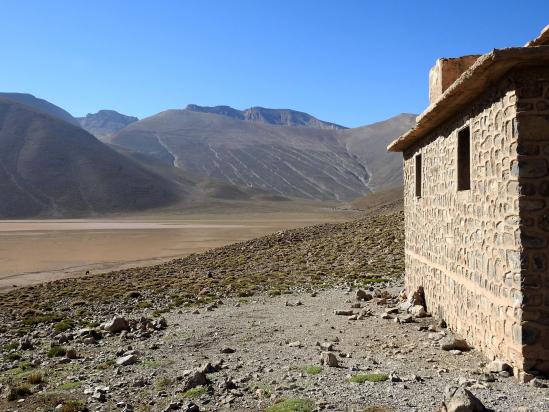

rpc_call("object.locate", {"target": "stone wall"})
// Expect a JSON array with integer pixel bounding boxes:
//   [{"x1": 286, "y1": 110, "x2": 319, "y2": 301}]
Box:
[
  {"x1": 403, "y1": 74, "x2": 525, "y2": 369},
  {"x1": 515, "y1": 67, "x2": 549, "y2": 374}
]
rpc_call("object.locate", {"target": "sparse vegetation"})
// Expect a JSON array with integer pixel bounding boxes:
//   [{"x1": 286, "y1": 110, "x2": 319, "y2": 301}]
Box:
[
  {"x1": 47, "y1": 346, "x2": 67, "y2": 358},
  {"x1": 27, "y1": 371, "x2": 43, "y2": 384},
  {"x1": 349, "y1": 373, "x2": 389, "y2": 383},
  {"x1": 7, "y1": 384, "x2": 31, "y2": 401},
  {"x1": 57, "y1": 381, "x2": 82, "y2": 390},
  {"x1": 59, "y1": 400, "x2": 87, "y2": 412},
  {"x1": 266, "y1": 398, "x2": 315, "y2": 412},
  {"x1": 303, "y1": 365, "x2": 323, "y2": 375},
  {"x1": 54, "y1": 319, "x2": 75, "y2": 332},
  {"x1": 182, "y1": 385, "x2": 207, "y2": 398}
]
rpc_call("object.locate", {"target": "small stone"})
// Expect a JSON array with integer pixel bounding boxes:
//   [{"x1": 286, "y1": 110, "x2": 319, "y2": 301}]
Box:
[
  {"x1": 221, "y1": 347, "x2": 236, "y2": 354},
  {"x1": 102, "y1": 316, "x2": 129, "y2": 333},
  {"x1": 397, "y1": 314, "x2": 414, "y2": 323},
  {"x1": 317, "y1": 341, "x2": 334, "y2": 351},
  {"x1": 356, "y1": 289, "x2": 373, "y2": 301},
  {"x1": 389, "y1": 372, "x2": 402, "y2": 382},
  {"x1": 287, "y1": 341, "x2": 302, "y2": 348},
  {"x1": 116, "y1": 354, "x2": 138, "y2": 366},
  {"x1": 449, "y1": 350, "x2": 462, "y2": 355},
  {"x1": 530, "y1": 378, "x2": 548, "y2": 388},
  {"x1": 440, "y1": 336, "x2": 470, "y2": 351},
  {"x1": 19, "y1": 338, "x2": 33, "y2": 351},
  {"x1": 320, "y1": 352, "x2": 338, "y2": 367},
  {"x1": 334, "y1": 310, "x2": 354, "y2": 316},
  {"x1": 485, "y1": 359, "x2": 511, "y2": 373},
  {"x1": 411, "y1": 305, "x2": 427, "y2": 318},
  {"x1": 182, "y1": 370, "x2": 209, "y2": 391}
]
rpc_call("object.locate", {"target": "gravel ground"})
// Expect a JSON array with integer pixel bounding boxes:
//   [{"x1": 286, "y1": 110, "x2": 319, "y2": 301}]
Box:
[{"x1": 2, "y1": 282, "x2": 548, "y2": 412}]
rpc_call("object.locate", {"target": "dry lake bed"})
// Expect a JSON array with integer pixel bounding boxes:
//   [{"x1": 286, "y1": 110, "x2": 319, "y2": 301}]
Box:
[{"x1": 0, "y1": 210, "x2": 353, "y2": 292}]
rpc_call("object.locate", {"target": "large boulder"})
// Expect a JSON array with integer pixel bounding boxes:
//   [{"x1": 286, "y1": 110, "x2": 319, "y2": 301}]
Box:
[{"x1": 437, "y1": 387, "x2": 487, "y2": 412}]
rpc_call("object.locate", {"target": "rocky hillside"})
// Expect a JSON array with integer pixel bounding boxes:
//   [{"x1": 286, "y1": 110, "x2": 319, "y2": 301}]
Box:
[
  {"x1": 0, "y1": 98, "x2": 184, "y2": 218},
  {"x1": 109, "y1": 109, "x2": 373, "y2": 201},
  {"x1": 109, "y1": 108, "x2": 415, "y2": 201},
  {"x1": 338, "y1": 114, "x2": 416, "y2": 190},
  {"x1": 186, "y1": 104, "x2": 346, "y2": 130},
  {"x1": 78, "y1": 110, "x2": 138, "y2": 140}
]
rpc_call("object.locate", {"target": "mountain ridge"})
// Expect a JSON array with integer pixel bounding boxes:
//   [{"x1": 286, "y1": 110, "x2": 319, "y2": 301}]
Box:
[{"x1": 185, "y1": 104, "x2": 347, "y2": 130}]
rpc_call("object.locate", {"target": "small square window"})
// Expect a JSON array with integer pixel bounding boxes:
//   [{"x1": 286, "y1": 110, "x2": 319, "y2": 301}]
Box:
[
  {"x1": 457, "y1": 126, "x2": 471, "y2": 191},
  {"x1": 415, "y1": 153, "x2": 422, "y2": 198}
]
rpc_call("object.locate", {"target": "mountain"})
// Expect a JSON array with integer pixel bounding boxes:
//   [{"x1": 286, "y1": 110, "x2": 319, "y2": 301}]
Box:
[
  {"x1": 109, "y1": 106, "x2": 415, "y2": 201},
  {"x1": 0, "y1": 92, "x2": 79, "y2": 126},
  {"x1": 186, "y1": 104, "x2": 346, "y2": 130},
  {"x1": 0, "y1": 97, "x2": 185, "y2": 218},
  {"x1": 338, "y1": 113, "x2": 417, "y2": 190},
  {"x1": 108, "y1": 108, "x2": 372, "y2": 201},
  {"x1": 78, "y1": 110, "x2": 138, "y2": 140}
]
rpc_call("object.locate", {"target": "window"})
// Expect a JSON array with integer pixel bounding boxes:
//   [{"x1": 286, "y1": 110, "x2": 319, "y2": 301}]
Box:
[
  {"x1": 457, "y1": 126, "x2": 471, "y2": 191},
  {"x1": 415, "y1": 153, "x2": 422, "y2": 198}
]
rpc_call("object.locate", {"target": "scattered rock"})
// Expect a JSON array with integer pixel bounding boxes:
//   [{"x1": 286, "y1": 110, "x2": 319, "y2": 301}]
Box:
[
  {"x1": 116, "y1": 354, "x2": 138, "y2": 366},
  {"x1": 320, "y1": 351, "x2": 338, "y2": 367},
  {"x1": 440, "y1": 336, "x2": 470, "y2": 351},
  {"x1": 437, "y1": 386, "x2": 487, "y2": 412},
  {"x1": 102, "y1": 316, "x2": 129, "y2": 333},
  {"x1": 485, "y1": 359, "x2": 511, "y2": 373},
  {"x1": 221, "y1": 347, "x2": 236, "y2": 354},
  {"x1": 410, "y1": 305, "x2": 427, "y2": 318},
  {"x1": 18, "y1": 337, "x2": 33, "y2": 350},
  {"x1": 334, "y1": 310, "x2": 354, "y2": 316},
  {"x1": 182, "y1": 370, "x2": 209, "y2": 391},
  {"x1": 356, "y1": 289, "x2": 373, "y2": 301},
  {"x1": 530, "y1": 378, "x2": 548, "y2": 388}
]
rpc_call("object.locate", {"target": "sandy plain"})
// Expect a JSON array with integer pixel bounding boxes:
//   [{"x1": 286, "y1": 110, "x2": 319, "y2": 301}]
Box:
[{"x1": 0, "y1": 208, "x2": 355, "y2": 292}]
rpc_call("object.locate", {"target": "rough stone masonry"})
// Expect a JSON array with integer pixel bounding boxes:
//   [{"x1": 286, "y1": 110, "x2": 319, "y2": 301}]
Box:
[{"x1": 388, "y1": 25, "x2": 549, "y2": 380}]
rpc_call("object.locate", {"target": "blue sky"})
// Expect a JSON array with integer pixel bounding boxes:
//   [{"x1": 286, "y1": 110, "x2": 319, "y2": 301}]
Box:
[{"x1": 1, "y1": 1, "x2": 547, "y2": 127}]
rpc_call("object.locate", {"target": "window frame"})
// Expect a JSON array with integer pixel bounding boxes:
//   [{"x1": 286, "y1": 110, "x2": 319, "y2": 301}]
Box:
[
  {"x1": 415, "y1": 152, "x2": 422, "y2": 198},
  {"x1": 457, "y1": 124, "x2": 472, "y2": 192}
]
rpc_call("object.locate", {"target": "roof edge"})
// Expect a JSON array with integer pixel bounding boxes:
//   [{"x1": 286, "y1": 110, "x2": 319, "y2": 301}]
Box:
[{"x1": 388, "y1": 46, "x2": 549, "y2": 152}]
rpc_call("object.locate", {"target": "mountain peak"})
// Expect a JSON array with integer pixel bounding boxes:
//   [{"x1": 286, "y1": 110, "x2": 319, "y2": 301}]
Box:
[
  {"x1": 77, "y1": 110, "x2": 138, "y2": 140},
  {"x1": 185, "y1": 104, "x2": 347, "y2": 130}
]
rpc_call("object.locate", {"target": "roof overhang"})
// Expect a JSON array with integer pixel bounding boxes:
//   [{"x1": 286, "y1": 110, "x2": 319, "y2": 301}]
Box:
[{"x1": 388, "y1": 46, "x2": 549, "y2": 152}]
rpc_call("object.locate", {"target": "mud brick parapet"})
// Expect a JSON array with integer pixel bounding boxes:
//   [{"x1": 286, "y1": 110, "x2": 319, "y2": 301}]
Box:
[{"x1": 402, "y1": 67, "x2": 549, "y2": 375}]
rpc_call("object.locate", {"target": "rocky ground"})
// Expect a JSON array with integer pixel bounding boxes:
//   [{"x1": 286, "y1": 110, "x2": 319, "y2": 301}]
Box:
[{"x1": 1, "y1": 206, "x2": 548, "y2": 411}]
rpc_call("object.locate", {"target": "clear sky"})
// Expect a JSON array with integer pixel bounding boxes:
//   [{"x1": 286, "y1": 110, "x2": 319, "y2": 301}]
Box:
[{"x1": 1, "y1": 1, "x2": 547, "y2": 127}]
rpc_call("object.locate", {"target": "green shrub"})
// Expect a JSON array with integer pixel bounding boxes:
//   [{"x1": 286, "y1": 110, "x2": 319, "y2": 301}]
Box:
[
  {"x1": 54, "y1": 319, "x2": 75, "y2": 332},
  {"x1": 266, "y1": 399, "x2": 315, "y2": 412},
  {"x1": 47, "y1": 346, "x2": 66, "y2": 358},
  {"x1": 7, "y1": 384, "x2": 31, "y2": 401},
  {"x1": 349, "y1": 373, "x2": 389, "y2": 383},
  {"x1": 182, "y1": 385, "x2": 207, "y2": 398}
]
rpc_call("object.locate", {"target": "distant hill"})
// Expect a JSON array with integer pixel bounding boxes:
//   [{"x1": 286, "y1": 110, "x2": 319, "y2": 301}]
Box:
[
  {"x1": 186, "y1": 104, "x2": 346, "y2": 130},
  {"x1": 109, "y1": 108, "x2": 372, "y2": 201},
  {"x1": 0, "y1": 92, "x2": 79, "y2": 126},
  {"x1": 0, "y1": 98, "x2": 184, "y2": 218},
  {"x1": 109, "y1": 106, "x2": 415, "y2": 201},
  {"x1": 78, "y1": 110, "x2": 138, "y2": 140},
  {"x1": 338, "y1": 114, "x2": 416, "y2": 190}
]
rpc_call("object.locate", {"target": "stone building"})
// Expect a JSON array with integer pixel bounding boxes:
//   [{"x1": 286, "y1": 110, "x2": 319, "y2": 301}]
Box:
[{"x1": 388, "y1": 26, "x2": 549, "y2": 379}]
